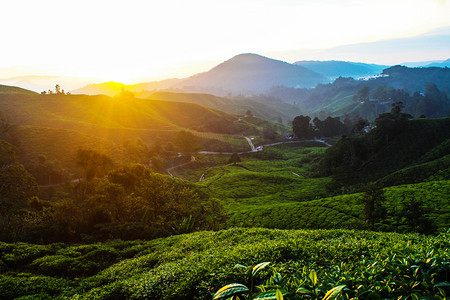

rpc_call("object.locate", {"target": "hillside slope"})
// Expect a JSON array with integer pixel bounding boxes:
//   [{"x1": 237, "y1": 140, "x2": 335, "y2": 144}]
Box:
[
  {"x1": 148, "y1": 92, "x2": 302, "y2": 121},
  {"x1": 0, "y1": 84, "x2": 38, "y2": 95},
  {"x1": 319, "y1": 117, "x2": 450, "y2": 186},
  {"x1": 0, "y1": 93, "x2": 259, "y2": 135}
]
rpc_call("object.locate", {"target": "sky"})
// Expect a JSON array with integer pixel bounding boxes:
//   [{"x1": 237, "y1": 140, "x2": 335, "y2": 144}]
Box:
[{"x1": 1, "y1": 0, "x2": 450, "y2": 83}]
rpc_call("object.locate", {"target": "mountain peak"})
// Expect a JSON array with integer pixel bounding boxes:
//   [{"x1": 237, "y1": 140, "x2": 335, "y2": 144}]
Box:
[{"x1": 228, "y1": 53, "x2": 269, "y2": 62}]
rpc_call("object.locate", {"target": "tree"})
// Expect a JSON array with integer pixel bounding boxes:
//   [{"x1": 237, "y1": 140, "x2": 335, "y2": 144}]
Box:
[
  {"x1": 76, "y1": 148, "x2": 114, "y2": 181},
  {"x1": 263, "y1": 127, "x2": 277, "y2": 140},
  {"x1": 123, "y1": 138, "x2": 150, "y2": 164},
  {"x1": 246, "y1": 110, "x2": 253, "y2": 117},
  {"x1": 360, "y1": 184, "x2": 387, "y2": 230},
  {"x1": 228, "y1": 152, "x2": 241, "y2": 165},
  {"x1": 353, "y1": 86, "x2": 370, "y2": 102},
  {"x1": 401, "y1": 194, "x2": 434, "y2": 233},
  {"x1": 292, "y1": 115, "x2": 313, "y2": 139},
  {"x1": 55, "y1": 84, "x2": 61, "y2": 94},
  {"x1": 351, "y1": 118, "x2": 368, "y2": 136},
  {"x1": 0, "y1": 140, "x2": 37, "y2": 215},
  {"x1": 173, "y1": 131, "x2": 199, "y2": 156}
]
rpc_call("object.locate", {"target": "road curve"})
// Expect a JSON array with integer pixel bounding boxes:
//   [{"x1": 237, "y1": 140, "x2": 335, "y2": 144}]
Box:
[{"x1": 243, "y1": 135, "x2": 256, "y2": 151}]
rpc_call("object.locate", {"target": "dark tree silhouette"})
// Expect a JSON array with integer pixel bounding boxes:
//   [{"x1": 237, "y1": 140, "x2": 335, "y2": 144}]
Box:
[
  {"x1": 292, "y1": 115, "x2": 313, "y2": 139},
  {"x1": 228, "y1": 152, "x2": 241, "y2": 165},
  {"x1": 173, "y1": 131, "x2": 200, "y2": 156},
  {"x1": 360, "y1": 184, "x2": 387, "y2": 230},
  {"x1": 76, "y1": 148, "x2": 114, "y2": 181}
]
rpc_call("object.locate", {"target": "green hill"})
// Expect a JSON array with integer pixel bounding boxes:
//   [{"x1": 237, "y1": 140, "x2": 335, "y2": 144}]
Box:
[
  {"x1": 319, "y1": 117, "x2": 450, "y2": 185},
  {"x1": 149, "y1": 92, "x2": 302, "y2": 122},
  {"x1": 1, "y1": 228, "x2": 448, "y2": 299},
  {"x1": 0, "y1": 88, "x2": 287, "y2": 174}
]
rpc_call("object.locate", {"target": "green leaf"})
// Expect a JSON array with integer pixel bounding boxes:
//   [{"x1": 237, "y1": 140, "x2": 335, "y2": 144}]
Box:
[
  {"x1": 276, "y1": 289, "x2": 283, "y2": 300},
  {"x1": 434, "y1": 282, "x2": 450, "y2": 288},
  {"x1": 252, "y1": 262, "x2": 271, "y2": 277},
  {"x1": 235, "y1": 264, "x2": 248, "y2": 269},
  {"x1": 323, "y1": 285, "x2": 346, "y2": 300},
  {"x1": 254, "y1": 291, "x2": 276, "y2": 300},
  {"x1": 213, "y1": 283, "x2": 249, "y2": 300},
  {"x1": 410, "y1": 293, "x2": 420, "y2": 300},
  {"x1": 309, "y1": 270, "x2": 318, "y2": 287},
  {"x1": 296, "y1": 287, "x2": 310, "y2": 294}
]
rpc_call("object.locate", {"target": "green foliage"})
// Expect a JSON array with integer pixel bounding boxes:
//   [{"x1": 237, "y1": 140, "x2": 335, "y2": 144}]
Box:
[
  {"x1": 318, "y1": 117, "x2": 450, "y2": 185},
  {"x1": 229, "y1": 152, "x2": 242, "y2": 165},
  {"x1": 76, "y1": 147, "x2": 114, "y2": 181},
  {"x1": 360, "y1": 184, "x2": 387, "y2": 230},
  {"x1": 173, "y1": 130, "x2": 200, "y2": 155},
  {"x1": 292, "y1": 115, "x2": 313, "y2": 139},
  {"x1": 2, "y1": 228, "x2": 448, "y2": 299}
]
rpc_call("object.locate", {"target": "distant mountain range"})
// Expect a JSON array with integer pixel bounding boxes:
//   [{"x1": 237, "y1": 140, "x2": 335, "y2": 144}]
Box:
[
  {"x1": 400, "y1": 59, "x2": 450, "y2": 68},
  {"x1": 73, "y1": 54, "x2": 327, "y2": 96},
  {"x1": 6, "y1": 52, "x2": 450, "y2": 101},
  {"x1": 423, "y1": 58, "x2": 450, "y2": 68},
  {"x1": 294, "y1": 60, "x2": 387, "y2": 80}
]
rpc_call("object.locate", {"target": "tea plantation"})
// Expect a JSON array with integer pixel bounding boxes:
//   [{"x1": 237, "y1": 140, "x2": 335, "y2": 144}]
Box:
[{"x1": 1, "y1": 228, "x2": 449, "y2": 299}]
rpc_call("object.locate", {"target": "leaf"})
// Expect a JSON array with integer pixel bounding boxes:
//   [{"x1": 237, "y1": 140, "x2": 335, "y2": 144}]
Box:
[
  {"x1": 309, "y1": 270, "x2": 318, "y2": 287},
  {"x1": 254, "y1": 291, "x2": 276, "y2": 300},
  {"x1": 213, "y1": 283, "x2": 249, "y2": 300},
  {"x1": 410, "y1": 293, "x2": 419, "y2": 300},
  {"x1": 296, "y1": 287, "x2": 310, "y2": 294},
  {"x1": 323, "y1": 285, "x2": 346, "y2": 300},
  {"x1": 252, "y1": 262, "x2": 271, "y2": 277},
  {"x1": 235, "y1": 264, "x2": 248, "y2": 269},
  {"x1": 434, "y1": 282, "x2": 450, "y2": 288},
  {"x1": 276, "y1": 289, "x2": 284, "y2": 300}
]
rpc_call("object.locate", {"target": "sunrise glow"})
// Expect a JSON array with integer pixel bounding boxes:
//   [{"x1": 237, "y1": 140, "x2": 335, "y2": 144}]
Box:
[{"x1": 1, "y1": 0, "x2": 449, "y2": 83}]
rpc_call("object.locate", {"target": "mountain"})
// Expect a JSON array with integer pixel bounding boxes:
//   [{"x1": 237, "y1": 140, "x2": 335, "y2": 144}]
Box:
[
  {"x1": 294, "y1": 60, "x2": 388, "y2": 80},
  {"x1": 400, "y1": 59, "x2": 450, "y2": 68},
  {"x1": 73, "y1": 53, "x2": 326, "y2": 97},
  {"x1": 378, "y1": 65, "x2": 450, "y2": 92},
  {"x1": 269, "y1": 65, "x2": 450, "y2": 120},
  {"x1": 174, "y1": 53, "x2": 326, "y2": 95},
  {"x1": 424, "y1": 58, "x2": 450, "y2": 68}
]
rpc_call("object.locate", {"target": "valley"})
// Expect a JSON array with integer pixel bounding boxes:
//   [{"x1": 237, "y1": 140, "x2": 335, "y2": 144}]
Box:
[{"x1": 0, "y1": 54, "x2": 449, "y2": 300}]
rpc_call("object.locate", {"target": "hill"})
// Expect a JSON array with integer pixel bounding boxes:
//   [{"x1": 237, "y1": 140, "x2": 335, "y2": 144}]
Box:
[
  {"x1": 0, "y1": 75, "x2": 93, "y2": 93},
  {"x1": 319, "y1": 117, "x2": 450, "y2": 186},
  {"x1": 72, "y1": 79, "x2": 182, "y2": 97},
  {"x1": 0, "y1": 89, "x2": 284, "y2": 174},
  {"x1": 423, "y1": 58, "x2": 450, "y2": 68},
  {"x1": 148, "y1": 91, "x2": 302, "y2": 122},
  {"x1": 294, "y1": 60, "x2": 387, "y2": 80},
  {"x1": 174, "y1": 53, "x2": 326, "y2": 95},
  {"x1": 0, "y1": 84, "x2": 37, "y2": 95},
  {"x1": 269, "y1": 65, "x2": 450, "y2": 119}
]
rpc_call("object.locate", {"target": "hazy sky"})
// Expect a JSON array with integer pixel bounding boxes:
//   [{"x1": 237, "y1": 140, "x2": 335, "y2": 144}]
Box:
[{"x1": 2, "y1": 0, "x2": 450, "y2": 83}]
